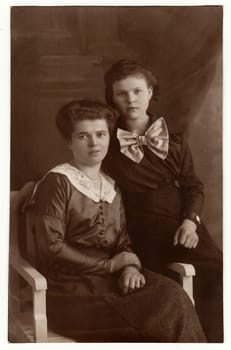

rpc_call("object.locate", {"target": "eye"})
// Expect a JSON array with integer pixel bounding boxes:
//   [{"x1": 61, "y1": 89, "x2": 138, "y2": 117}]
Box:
[
  {"x1": 134, "y1": 88, "x2": 142, "y2": 95},
  {"x1": 77, "y1": 134, "x2": 87, "y2": 140},
  {"x1": 97, "y1": 131, "x2": 108, "y2": 138},
  {"x1": 117, "y1": 91, "x2": 126, "y2": 97}
]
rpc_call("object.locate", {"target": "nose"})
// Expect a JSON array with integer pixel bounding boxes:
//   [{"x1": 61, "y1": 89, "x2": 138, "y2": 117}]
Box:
[
  {"x1": 127, "y1": 92, "x2": 136, "y2": 104},
  {"x1": 88, "y1": 135, "x2": 98, "y2": 147}
]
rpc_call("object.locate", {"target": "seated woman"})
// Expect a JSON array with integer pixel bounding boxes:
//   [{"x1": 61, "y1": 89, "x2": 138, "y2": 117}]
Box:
[{"x1": 29, "y1": 99, "x2": 206, "y2": 342}]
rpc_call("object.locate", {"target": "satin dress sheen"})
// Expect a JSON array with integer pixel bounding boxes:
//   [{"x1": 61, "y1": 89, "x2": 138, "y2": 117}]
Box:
[{"x1": 30, "y1": 167, "x2": 206, "y2": 342}]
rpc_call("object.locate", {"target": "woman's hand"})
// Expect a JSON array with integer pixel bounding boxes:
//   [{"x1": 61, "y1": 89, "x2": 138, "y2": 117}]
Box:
[
  {"x1": 109, "y1": 251, "x2": 141, "y2": 273},
  {"x1": 118, "y1": 266, "x2": 146, "y2": 295},
  {"x1": 173, "y1": 219, "x2": 199, "y2": 248}
]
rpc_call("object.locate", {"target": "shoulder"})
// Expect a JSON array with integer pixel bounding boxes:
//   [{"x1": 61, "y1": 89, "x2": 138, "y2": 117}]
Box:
[
  {"x1": 169, "y1": 132, "x2": 183, "y2": 144},
  {"x1": 31, "y1": 172, "x2": 71, "y2": 218},
  {"x1": 169, "y1": 132, "x2": 193, "y2": 156},
  {"x1": 34, "y1": 166, "x2": 72, "y2": 202},
  {"x1": 40, "y1": 171, "x2": 70, "y2": 191}
]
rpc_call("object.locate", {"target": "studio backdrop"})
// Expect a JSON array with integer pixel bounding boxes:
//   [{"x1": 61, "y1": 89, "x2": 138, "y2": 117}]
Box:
[{"x1": 11, "y1": 6, "x2": 222, "y2": 248}]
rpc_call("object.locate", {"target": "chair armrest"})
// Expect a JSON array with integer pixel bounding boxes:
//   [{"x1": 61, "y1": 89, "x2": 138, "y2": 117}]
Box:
[
  {"x1": 167, "y1": 262, "x2": 196, "y2": 277},
  {"x1": 167, "y1": 262, "x2": 195, "y2": 305},
  {"x1": 9, "y1": 250, "x2": 47, "y2": 291},
  {"x1": 10, "y1": 250, "x2": 48, "y2": 341}
]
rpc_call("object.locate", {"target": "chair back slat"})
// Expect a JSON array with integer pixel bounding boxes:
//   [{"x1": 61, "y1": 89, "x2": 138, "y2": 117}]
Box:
[
  {"x1": 10, "y1": 182, "x2": 36, "y2": 259},
  {"x1": 10, "y1": 191, "x2": 20, "y2": 254},
  {"x1": 26, "y1": 206, "x2": 39, "y2": 267}
]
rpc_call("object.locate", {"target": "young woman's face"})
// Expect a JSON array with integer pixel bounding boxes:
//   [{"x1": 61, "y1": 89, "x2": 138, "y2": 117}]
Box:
[
  {"x1": 68, "y1": 119, "x2": 110, "y2": 167},
  {"x1": 112, "y1": 74, "x2": 153, "y2": 121}
]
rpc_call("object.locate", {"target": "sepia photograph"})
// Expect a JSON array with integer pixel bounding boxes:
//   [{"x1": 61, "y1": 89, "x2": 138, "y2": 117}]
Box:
[{"x1": 0, "y1": 1, "x2": 228, "y2": 346}]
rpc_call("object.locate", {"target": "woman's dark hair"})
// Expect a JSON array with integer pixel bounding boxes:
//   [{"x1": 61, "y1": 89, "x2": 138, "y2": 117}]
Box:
[
  {"x1": 104, "y1": 59, "x2": 160, "y2": 107},
  {"x1": 56, "y1": 99, "x2": 116, "y2": 141}
]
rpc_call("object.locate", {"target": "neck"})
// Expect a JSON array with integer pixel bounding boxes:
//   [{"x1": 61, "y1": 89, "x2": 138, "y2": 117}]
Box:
[
  {"x1": 71, "y1": 160, "x2": 101, "y2": 180},
  {"x1": 122, "y1": 114, "x2": 150, "y2": 135}
]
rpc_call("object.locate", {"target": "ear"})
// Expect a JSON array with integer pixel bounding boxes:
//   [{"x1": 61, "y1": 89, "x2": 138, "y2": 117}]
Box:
[
  {"x1": 66, "y1": 139, "x2": 72, "y2": 150},
  {"x1": 148, "y1": 87, "x2": 153, "y2": 100}
]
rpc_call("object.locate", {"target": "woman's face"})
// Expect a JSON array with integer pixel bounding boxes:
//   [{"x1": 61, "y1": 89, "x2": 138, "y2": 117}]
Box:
[
  {"x1": 112, "y1": 74, "x2": 153, "y2": 121},
  {"x1": 68, "y1": 119, "x2": 110, "y2": 168}
]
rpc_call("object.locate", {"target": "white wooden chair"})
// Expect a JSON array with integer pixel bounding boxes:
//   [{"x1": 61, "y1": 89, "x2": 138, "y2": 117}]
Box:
[{"x1": 8, "y1": 182, "x2": 195, "y2": 343}]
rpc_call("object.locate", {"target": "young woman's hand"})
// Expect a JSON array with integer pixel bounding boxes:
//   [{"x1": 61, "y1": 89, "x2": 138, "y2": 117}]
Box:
[
  {"x1": 173, "y1": 219, "x2": 199, "y2": 249},
  {"x1": 109, "y1": 252, "x2": 141, "y2": 273},
  {"x1": 118, "y1": 266, "x2": 146, "y2": 295}
]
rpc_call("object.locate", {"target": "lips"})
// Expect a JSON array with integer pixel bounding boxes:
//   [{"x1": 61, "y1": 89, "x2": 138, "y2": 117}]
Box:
[
  {"x1": 88, "y1": 150, "x2": 101, "y2": 156},
  {"x1": 127, "y1": 107, "x2": 139, "y2": 111}
]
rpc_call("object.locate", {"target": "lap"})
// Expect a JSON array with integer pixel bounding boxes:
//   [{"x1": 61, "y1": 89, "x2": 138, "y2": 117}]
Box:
[{"x1": 46, "y1": 269, "x2": 194, "y2": 340}]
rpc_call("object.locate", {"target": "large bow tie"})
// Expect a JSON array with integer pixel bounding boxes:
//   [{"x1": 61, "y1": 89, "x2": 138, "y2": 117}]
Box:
[{"x1": 116, "y1": 117, "x2": 169, "y2": 163}]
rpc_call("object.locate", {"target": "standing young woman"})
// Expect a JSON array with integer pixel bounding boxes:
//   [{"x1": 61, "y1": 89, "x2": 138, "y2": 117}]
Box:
[
  {"x1": 29, "y1": 99, "x2": 206, "y2": 342},
  {"x1": 103, "y1": 59, "x2": 223, "y2": 342}
]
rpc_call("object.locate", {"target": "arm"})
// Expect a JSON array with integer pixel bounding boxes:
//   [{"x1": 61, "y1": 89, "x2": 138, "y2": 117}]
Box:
[
  {"x1": 174, "y1": 135, "x2": 204, "y2": 248},
  {"x1": 179, "y1": 135, "x2": 204, "y2": 219},
  {"x1": 35, "y1": 214, "x2": 112, "y2": 274},
  {"x1": 33, "y1": 173, "x2": 111, "y2": 275},
  {"x1": 110, "y1": 190, "x2": 145, "y2": 293},
  {"x1": 114, "y1": 191, "x2": 133, "y2": 253},
  {"x1": 110, "y1": 190, "x2": 141, "y2": 270}
]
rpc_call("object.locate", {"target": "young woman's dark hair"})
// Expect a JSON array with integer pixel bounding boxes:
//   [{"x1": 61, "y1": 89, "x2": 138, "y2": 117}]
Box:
[
  {"x1": 56, "y1": 99, "x2": 116, "y2": 141},
  {"x1": 104, "y1": 59, "x2": 160, "y2": 107}
]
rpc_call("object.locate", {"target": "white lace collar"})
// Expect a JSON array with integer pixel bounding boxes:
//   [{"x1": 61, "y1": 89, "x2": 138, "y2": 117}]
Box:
[{"x1": 42, "y1": 163, "x2": 116, "y2": 203}]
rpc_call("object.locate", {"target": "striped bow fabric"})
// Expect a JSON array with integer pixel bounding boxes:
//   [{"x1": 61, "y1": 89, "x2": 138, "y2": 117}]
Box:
[{"x1": 116, "y1": 117, "x2": 169, "y2": 163}]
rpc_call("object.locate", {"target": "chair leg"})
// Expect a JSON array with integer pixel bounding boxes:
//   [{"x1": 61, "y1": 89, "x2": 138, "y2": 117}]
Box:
[
  {"x1": 8, "y1": 268, "x2": 27, "y2": 342},
  {"x1": 33, "y1": 289, "x2": 47, "y2": 342},
  {"x1": 9, "y1": 269, "x2": 21, "y2": 315}
]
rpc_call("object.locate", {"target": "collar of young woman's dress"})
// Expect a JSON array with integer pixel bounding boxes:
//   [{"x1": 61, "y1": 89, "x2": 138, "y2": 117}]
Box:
[
  {"x1": 45, "y1": 163, "x2": 116, "y2": 203},
  {"x1": 117, "y1": 114, "x2": 165, "y2": 131}
]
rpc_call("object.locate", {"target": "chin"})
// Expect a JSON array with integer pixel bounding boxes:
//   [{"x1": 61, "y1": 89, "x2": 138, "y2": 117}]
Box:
[
  {"x1": 88, "y1": 156, "x2": 105, "y2": 165},
  {"x1": 127, "y1": 113, "x2": 141, "y2": 120}
]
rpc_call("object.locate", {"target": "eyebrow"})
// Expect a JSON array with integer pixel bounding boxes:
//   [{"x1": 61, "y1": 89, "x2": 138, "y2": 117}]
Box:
[
  {"x1": 115, "y1": 86, "x2": 143, "y2": 92},
  {"x1": 74, "y1": 130, "x2": 108, "y2": 135}
]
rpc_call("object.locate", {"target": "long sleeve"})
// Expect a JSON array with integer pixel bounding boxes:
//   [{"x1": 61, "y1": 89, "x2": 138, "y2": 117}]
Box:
[
  {"x1": 110, "y1": 190, "x2": 142, "y2": 271},
  {"x1": 33, "y1": 173, "x2": 111, "y2": 275},
  {"x1": 113, "y1": 190, "x2": 133, "y2": 254},
  {"x1": 179, "y1": 136, "x2": 204, "y2": 217}
]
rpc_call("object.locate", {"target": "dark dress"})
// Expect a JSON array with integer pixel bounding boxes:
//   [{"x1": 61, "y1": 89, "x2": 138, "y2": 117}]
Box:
[
  {"x1": 30, "y1": 164, "x2": 206, "y2": 342},
  {"x1": 104, "y1": 116, "x2": 223, "y2": 342}
]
